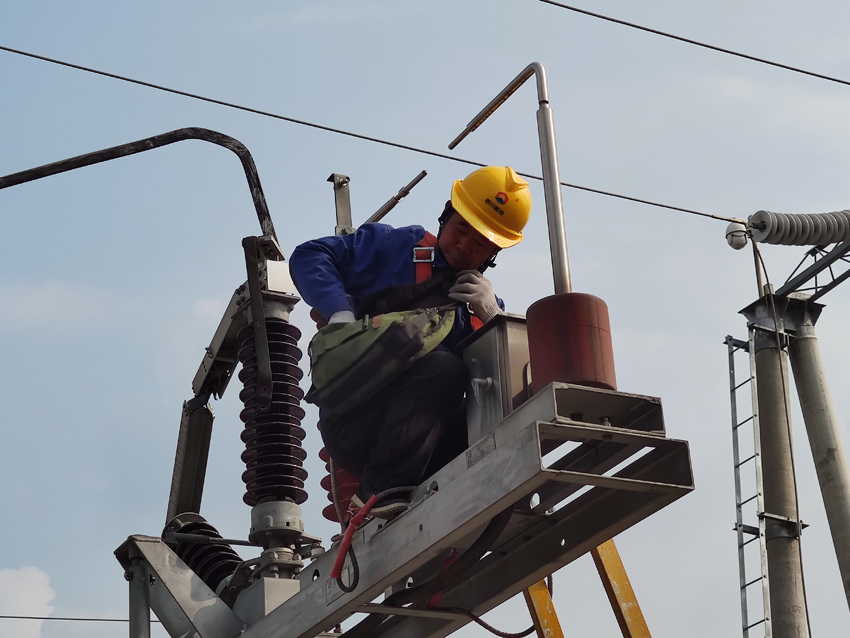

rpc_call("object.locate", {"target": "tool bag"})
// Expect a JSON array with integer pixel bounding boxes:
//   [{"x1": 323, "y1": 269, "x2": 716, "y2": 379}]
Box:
[{"x1": 305, "y1": 306, "x2": 456, "y2": 414}]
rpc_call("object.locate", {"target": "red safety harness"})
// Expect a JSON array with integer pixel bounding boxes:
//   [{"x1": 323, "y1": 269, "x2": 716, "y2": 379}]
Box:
[{"x1": 414, "y1": 232, "x2": 483, "y2": 331}]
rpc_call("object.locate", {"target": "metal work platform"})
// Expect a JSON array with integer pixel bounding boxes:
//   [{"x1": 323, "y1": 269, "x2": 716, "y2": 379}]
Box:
[{"x1": 116, "y1": 381, "x2": 693, "y2": 638}]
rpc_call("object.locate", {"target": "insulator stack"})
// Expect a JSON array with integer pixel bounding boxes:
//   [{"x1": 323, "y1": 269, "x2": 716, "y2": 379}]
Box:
[
  {"x1": 164, "y1": 514, "x2": 241, "y2": 594},
  {"x1": 237, "y1": 318, "x2": 308, "y2": 507},
  {"x1": 750, "y1": 209, "x2": 850, "y2": 245},
  {"x1": 319, "y1": 443, "x2": 359, "y2": 523}
]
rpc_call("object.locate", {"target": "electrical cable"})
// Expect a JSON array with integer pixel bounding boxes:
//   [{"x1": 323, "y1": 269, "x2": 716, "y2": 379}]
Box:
[
  {"x1": 0, "y1": 44, "x2": 738, "y2": 224},
  {"x1": 539, "y1": 0, "x2": 850, "y2": 89},
  {"x1": 0, "y1": 615, "x2": 162, "y2": 623},
  {"x1": 441, "y1": 607, "x2": 536, "y2": 638},
  {"x1": 751, "y1": 242, "x2": 814, "y2": 638},
  {"x1": 342, "y1": 506, "x2": 515, "y2": 638}
]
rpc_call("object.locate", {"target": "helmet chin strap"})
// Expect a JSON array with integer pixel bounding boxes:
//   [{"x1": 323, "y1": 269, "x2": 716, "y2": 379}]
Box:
[
  {"x1": 437, "y1": 201, "x2": 500, "y2": 274},
  {"x1": 479, "y1": 249, "x2": 499, "y2": 273}
]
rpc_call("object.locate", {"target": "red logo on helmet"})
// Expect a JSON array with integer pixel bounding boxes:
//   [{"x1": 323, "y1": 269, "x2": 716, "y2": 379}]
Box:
[{"x1": 495, "y1": 192, "x2": 508, "y2": 205}]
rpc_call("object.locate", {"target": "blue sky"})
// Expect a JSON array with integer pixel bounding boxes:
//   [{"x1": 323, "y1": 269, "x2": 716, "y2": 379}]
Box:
[{"x1": 2, "y1": 1, "x2": 850, "y2": 636}]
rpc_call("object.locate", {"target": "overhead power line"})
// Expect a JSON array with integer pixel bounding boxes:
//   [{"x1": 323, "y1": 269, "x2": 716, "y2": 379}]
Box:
[
  {"x1": 0, "y1": 44, "x2": 737, "y2": 224},
  {"x1": 538, "y1": 0, "x2": 850, "y2": 88}
]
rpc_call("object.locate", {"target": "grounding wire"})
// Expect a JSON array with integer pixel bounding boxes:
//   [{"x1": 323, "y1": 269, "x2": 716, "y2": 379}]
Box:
[
  {"x1": 752, "y1": 241, "x2": 814, "y2": 638},
  {"x1": 0, "y1": 44, "x2": 738, "y2": 224},
  {"x1": 0, "y1": 615, "x2": 161, "y2": 623},
  {"x1": 539, "y1": 0, "x2": 850, "y2": 90}
]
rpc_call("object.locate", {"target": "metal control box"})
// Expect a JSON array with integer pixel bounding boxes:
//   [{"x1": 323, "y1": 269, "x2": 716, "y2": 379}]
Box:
[{"x1": 462, "y1": 313, "x2": 531, "y2": 445}]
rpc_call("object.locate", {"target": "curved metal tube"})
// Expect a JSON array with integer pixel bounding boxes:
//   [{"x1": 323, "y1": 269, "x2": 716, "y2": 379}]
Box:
[
  {"x1": 0, "y1": 127, "x2": 277, "y2": 241},
  {"x1": 449, "y1": 62, "x2": 549, "y2": 149},
  {"x1": 448, "y1": 62, "x2": 572, "y2": 294}
]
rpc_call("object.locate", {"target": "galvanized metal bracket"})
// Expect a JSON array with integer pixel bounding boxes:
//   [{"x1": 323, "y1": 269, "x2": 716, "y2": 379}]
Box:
[
  {"x1": 115, "y1": 536, "x2": 245, "y2": 638},
  {"x1": 328, "y1": 173, "x2": 354, "y2": 236}
]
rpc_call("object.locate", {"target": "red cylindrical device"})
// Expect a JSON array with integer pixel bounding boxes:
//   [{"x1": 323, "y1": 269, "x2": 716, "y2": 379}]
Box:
[{"x1": 526, "y1": 292, "x2": 616, "y2": 392}]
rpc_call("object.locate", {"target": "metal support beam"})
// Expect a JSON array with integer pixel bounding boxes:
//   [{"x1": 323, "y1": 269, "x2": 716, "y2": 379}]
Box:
[
  {"x1": 775, "y1": 241, "x2": 850, "y2": 299},
  {"x1": 787, "y1": 299, "x2": 850, "y2": 610},
  {"x1": 166, "y1": 400, "x2": 215, "y2": 522},
  {"x1": 591, "y1": 540, "x2": 651, "y2": 638},
  {"x1": 128, "y1": 559, "x2": 151, "y2": 638}
]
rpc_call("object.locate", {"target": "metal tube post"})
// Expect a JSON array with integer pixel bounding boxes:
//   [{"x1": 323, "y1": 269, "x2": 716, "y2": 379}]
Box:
[
  {"x1": 448, "y1": 62, "x2": 572, "y2": 293},
  {"x1": 742, "y1": 295, "x2": 808, "y2": 638},
  {"x1": 536, "y1": 100, "x2": 571, "y2": 293},
  {"x1": 128, "y1": 558, "x2": 151, "y2": 638},
  {"x1": 788, "y1": 302, "x2": 850, "y2": 609}
]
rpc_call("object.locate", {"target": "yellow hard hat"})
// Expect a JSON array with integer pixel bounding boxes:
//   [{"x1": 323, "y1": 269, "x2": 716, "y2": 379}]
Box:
[{"x1": 450, "y1": 166, "x2": 531, "y2": 248}]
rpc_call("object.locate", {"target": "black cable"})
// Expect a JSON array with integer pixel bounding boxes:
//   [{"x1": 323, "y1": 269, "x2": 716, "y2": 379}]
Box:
[
  {"x1": 0, "y1": 615, "x2": 162, "y2": 623},
  {"x1": 333, "y1": 485, "x2": 418, "y2": 594},
  {"x1": 539, "y1": 1, "x2": 850, "y2": 89},
  {"x1": 0, "y1": 44, "x2": 738, "y2": 224},
  {"x1": 441, "y1": 607, "x2": 536, "y2": 638},
  {"x1": 336, "y1": 544, "x2": 359, "y2": 593}
]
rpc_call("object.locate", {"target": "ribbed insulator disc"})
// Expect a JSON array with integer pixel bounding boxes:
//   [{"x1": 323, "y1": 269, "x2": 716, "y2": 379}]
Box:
[{"x1": 237, "y1": 318, "x2": 308, "y2": 506}]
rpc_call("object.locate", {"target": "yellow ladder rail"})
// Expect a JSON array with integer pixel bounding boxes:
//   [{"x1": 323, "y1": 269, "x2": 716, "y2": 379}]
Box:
[{"x1": 523, "y1": 539, "x2": 650, "y2": 638}]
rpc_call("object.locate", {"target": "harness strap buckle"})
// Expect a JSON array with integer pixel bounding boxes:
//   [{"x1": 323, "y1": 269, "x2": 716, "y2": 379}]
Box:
[{"x1": 412, "y1": 246, "x2": 435, "y2": 263}]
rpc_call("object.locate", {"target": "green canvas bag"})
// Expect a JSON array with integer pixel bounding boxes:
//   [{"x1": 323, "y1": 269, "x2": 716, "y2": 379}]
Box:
[{"x1": 305, "y1": 306, "x2": 456, "y2": 414}]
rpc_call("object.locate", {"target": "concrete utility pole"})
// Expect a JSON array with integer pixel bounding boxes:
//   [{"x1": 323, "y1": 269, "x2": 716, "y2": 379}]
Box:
[
  {"x1": 787, "y1": 298, "x2": 850, "y2": 609},
  {"x1": 742, "y1": 296, "x2": 808, "y2": 638}
]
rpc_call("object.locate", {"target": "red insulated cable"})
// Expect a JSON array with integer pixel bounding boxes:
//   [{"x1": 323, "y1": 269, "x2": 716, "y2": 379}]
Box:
[{"x1": 330, "y1": 494, "x2": 378, "y2": 580}]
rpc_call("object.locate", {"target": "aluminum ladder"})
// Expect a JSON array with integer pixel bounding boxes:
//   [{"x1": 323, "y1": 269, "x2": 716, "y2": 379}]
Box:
[{"x1": 726, "y1": 335, "x2": 771, "y2": 638}]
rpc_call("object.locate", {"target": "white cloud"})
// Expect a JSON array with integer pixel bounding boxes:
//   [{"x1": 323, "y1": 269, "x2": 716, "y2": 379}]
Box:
[{"x1": 0, "y1": 567, "x2": 54, "y2": 638}]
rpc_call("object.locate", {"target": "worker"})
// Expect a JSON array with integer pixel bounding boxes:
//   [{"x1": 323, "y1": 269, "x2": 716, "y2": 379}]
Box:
[{"x1": 290, "y1": 166, "x2": 531, "y2": 519}]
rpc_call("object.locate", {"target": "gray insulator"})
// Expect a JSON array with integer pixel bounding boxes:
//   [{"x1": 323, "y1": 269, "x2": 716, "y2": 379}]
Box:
[{"x1": 749, "y1": 209, "x2": 850, "y2": 245}]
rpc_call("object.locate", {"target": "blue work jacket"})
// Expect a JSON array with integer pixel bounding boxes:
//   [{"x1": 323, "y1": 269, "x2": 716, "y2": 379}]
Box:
[{"x1": 289, "y1": 223, "x2": 502, "y2": 352}]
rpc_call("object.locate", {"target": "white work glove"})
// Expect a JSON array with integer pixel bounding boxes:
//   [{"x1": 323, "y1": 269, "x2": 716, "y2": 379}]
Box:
[
  {"x1": 328, "y1": 310, "x2": 356, "y2": 324},
  {"x1": 448, "y1": 270, "x2": 502, "y2": 323}
]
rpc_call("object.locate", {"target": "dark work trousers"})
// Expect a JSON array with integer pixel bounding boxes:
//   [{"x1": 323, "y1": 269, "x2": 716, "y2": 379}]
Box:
[{"x1": 319, "y1": 350, "x2": 469, "y2": 498}]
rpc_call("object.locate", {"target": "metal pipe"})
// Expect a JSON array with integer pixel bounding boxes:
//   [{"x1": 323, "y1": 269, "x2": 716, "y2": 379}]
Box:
[
  {"x1": 128, "y1": 559, "x2": 151, "y2": 638},
  {"x1": 788, "y1": 305, "x2": 850, "y2": 610},
  {"x1": 448, "y1": 63, "x2": 546, "y2": 150},
  {"x1": 447, "y1": 62, "x2": 572, "y2": 293},
  {"x1": 536, "y1": 103, "x2": 571, "y2": 294},
  {"x1": 366, "y1": 170, "x2": 428, "y2": 225},
  {"x1": 0, "y1": 127, "x2": 278, "y2": 241},
  {"x1": 741, "y1": 296, "x2": 809, "y2": 638}
]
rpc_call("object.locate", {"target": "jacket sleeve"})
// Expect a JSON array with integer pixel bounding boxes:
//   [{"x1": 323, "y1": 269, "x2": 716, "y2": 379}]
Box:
[{"x1": 289, "y1": 224, "x2": 421, "y2": 320}]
